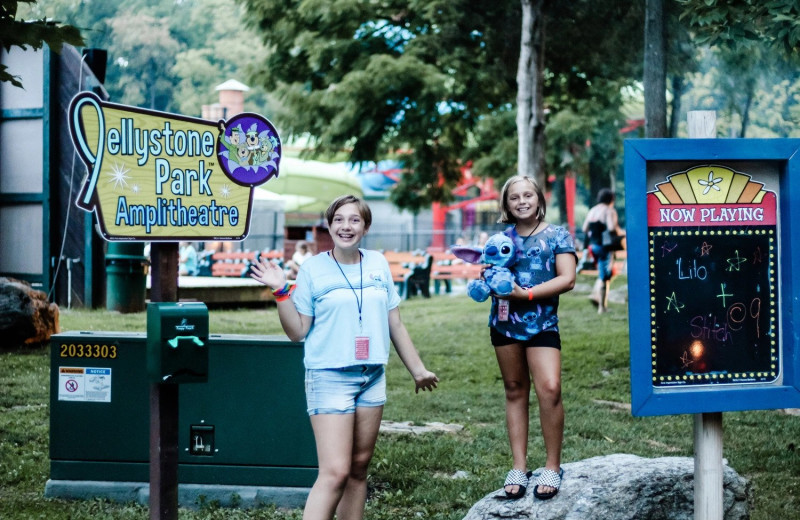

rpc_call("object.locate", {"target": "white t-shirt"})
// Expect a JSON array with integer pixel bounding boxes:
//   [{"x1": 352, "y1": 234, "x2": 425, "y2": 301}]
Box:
[
  {"x1": 292, "y1": 249, "x2": 401, "y2": 369},
  {"x1": 292, "y1": 249, "x2": 312, "y2": 266}
]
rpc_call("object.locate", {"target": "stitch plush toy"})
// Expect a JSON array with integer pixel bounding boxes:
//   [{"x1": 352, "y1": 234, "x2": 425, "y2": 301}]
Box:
[{"x1": 451, "y1": 233, "x2": 518, "y2": 302}]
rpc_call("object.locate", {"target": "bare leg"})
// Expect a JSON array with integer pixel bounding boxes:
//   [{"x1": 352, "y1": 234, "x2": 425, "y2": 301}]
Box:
[
  {"x1": 527, "y1": 347, "x2": 564, "y2": 495},
  {"x1": 335, "y1": 406, "x2": 383, "y2": 520},
  {"x1": 494, "y1": 343, "x2": 531, "y2": 495},
  {"x1": 589, "y1": 278, "x2": 602, "y2": 306},
  {"x1": 598, "y1": 280, "x2": 609, "y2": 314},
  {"x1": 303, "y1": 414, "x2": 355, "y2": 520}
]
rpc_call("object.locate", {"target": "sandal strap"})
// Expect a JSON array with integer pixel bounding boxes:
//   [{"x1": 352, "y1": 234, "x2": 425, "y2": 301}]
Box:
[
  {"x1": 535, "y1": 468, "x2": 563, "y2": 490},
  {"x1": 504, "y1": 469, "x2": 530, "y2": 487}
]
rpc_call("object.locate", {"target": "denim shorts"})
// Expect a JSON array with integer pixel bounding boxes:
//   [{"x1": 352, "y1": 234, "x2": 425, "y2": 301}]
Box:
[
  {"x1": 589, "y1": 244, "x2": 614, "y2": 281},
  {"x1": 305, "y1": 365, "x2": 387, "y2": 416}
]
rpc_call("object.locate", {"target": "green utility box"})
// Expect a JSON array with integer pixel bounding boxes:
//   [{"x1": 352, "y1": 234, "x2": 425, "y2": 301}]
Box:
[
  {"x1": 105, "y1": 242, "x2": 148, "y2": 313},
  {"x1": 147, "y1": 302, "x2": 209, "y2": 384},
  {"x1": 48, "y1": 331, "x2": 316, "y2": 494}
]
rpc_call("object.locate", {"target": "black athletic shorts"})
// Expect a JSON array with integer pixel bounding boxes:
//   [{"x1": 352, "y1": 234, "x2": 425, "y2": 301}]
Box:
[{"x1": 490, "y1": 328, "x2": 561, "y2": 350}]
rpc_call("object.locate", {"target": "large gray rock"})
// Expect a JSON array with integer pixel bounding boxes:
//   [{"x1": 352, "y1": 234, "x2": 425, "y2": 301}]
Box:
[
  {"x1": 463, "y1": 454, "x2": 750, "y2": 520},
  {"x1": 0, "y1": 277, "x2": 60, "y2": 347}
]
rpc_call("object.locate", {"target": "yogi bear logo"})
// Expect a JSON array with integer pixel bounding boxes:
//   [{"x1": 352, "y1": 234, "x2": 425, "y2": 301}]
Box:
[{"x1": 217, "y1": 113, "x2": 281, "y2": 186}]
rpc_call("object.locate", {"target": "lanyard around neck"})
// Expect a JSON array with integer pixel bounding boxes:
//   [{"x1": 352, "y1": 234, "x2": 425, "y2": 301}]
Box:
[{"x1": 330, "y1": 250, "x2": 363, "y2": 331}]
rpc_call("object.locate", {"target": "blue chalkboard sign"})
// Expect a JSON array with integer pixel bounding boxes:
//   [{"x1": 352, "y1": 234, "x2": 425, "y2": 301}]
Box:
[{"x1": 625, "y1": 139, "x2": 800, "y2": 416}]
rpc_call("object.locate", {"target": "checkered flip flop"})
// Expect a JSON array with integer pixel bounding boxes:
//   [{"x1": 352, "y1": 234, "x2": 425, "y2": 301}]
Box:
[
  {"x1": 533, "y1": 467, "x2": 564, "y2": 500},
  {"x1": 495, "y1": 469, "x2": 533, "y2": 500}
]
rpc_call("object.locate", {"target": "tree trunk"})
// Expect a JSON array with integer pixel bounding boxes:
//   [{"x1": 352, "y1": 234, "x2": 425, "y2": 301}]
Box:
[
  {"x1": 644, "y1": 0, "x2": 667, "y2": 138},
  {"x1": 668, "y1": 75, "x2": 684, "y2": 137},
  {"x1": 517, "y1": 0, "x2": 546, "y2": 186},
  {"x1": 740, "y1": 90, "x2": 753, "y2": 137}
]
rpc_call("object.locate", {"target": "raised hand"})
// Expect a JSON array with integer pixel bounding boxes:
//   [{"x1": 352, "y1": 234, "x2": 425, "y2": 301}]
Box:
[{"x1": 249, "y1": 257, "x2": 286, "y2": 291}]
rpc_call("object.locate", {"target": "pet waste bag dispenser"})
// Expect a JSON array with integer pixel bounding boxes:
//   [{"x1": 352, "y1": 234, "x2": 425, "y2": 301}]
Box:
[{"x1": 147, "y1": 302, "x2": 208, "y2": 384}]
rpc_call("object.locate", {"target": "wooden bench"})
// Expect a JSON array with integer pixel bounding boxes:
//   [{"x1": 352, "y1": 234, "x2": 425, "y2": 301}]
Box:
[
  {"x1": 210, "y1": 251, "x2": 257, "y2": 277},
  {"x1": 210, "y1": 250, "x2": 283, "y2": 277},
  {"x1": 383, "y1": 251, "x2": 433, "y2": 299},
  {"x1": 260, "y1": 249, "x2": 285, "y2": 266},
  {"x1": 430, "y1": 251, "x2": 485, "y2": 294}
]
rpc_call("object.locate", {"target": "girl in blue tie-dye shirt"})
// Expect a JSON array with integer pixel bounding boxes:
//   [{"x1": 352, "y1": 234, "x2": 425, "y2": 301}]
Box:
[{"x1": 488, "y1": 175, "x2": 576, "y2": 502}]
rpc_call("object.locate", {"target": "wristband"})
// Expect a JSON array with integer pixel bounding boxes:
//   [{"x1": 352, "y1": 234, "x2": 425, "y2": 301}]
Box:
[
  {"x1": 274, "y1": 292, "x2": 292, "y2": 303},
  {"x1": 272, "y1": 282, "x2": 291, "y2": 296},
  {"x1": 528, "y1": 288, "x2": 534, "y2": 301}
]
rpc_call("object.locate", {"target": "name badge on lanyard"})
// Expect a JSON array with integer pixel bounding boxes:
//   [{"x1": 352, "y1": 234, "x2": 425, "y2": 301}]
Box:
[
  {"x1": 498, "y1": 299, "x2": 509, "y2": 321},
  {"x1": 355, "y1": 336, "x2": 370, "y2": 360}
]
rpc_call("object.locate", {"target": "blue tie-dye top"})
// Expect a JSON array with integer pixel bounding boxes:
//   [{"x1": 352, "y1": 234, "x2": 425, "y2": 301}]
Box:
[{"x1": 489, "y1": 224, "x2": 576, "y2": 340}]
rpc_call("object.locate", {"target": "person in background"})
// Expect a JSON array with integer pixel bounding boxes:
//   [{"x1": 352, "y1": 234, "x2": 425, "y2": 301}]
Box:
[
  {"x1": 486, "y1": 175, "x2": 576, "y2": 501},
  {"x1": 178, "y1": 242, "x2": 198, "y2": 276},
  {"x1": 581, "y1": 188, "x2": 625, "y2": 314},
  {"x1": 249, "y1": 194, "x2": 438, "y2": 520},
  {"x1": 285, "y1": 240, "x2": 313, "y2": 279}
]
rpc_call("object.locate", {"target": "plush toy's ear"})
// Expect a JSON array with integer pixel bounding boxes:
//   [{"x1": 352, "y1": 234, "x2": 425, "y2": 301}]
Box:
[{"x1": 451, "y1": 246, "x2": 484, "y2": 265}]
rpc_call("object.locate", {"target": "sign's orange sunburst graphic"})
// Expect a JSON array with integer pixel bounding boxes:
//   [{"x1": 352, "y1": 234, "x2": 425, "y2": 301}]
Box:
[{"x1": 651, "y1": 166, "x2": 767, "y2": 205}]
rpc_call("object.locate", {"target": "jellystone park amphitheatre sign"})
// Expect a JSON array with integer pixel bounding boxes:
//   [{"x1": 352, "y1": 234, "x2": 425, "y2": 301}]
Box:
[
  {"x1": 68, "y1": 91, "x2": 281, "y2": 241},
  {"x1": 624, "y1": 138, "x2": 800, "y2": 417}
]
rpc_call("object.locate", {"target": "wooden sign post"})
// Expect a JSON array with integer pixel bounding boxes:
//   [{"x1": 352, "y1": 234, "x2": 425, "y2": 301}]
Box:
[
  {"x1": 687, "y1": 110, "x2": 722, "y2": 520},
  {"x1": 693, "y1": 412, "x2": 722, "y2": 519},
  {"x1": 148, "y1": 243, "x2": 179, "y2": 520}
]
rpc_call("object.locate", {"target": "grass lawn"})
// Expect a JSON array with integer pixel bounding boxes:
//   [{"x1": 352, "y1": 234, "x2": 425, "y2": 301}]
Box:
[{"x1": 1, "y1": 274, "x2": 798, "y2": 519}]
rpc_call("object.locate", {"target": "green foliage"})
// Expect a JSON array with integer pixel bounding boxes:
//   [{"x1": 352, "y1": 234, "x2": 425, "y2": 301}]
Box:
[
  {"x1": 678, "y1": 0, "x2": 800, "y2": 57},
  {"x1": 680, "y1": 45, "x2": 800, "y2": 138},
  {"x1": 237, "y1": 0, "x2": 647, "y2": 211},
  {"x1": 238, "y1": 0, "x2": 521, "y2": 209},
  {"x1": 2, "y1": 281, "x2": 800, "y2": 518},
  {"x1": 13, "y1": 0, "x2": 645, "y2": 205},
  {"x1": 0, "y1": 0, "x2": 84, "y2": 87},
  {"x1": 465, "y1": 109, "x2": 517, "y2": 181},
  {"x1": 18, "y1": 0, "x2": 272, "y2": 115},
  {"x1": 108, "y1": 11, "x2": 180, "y2": 109}
]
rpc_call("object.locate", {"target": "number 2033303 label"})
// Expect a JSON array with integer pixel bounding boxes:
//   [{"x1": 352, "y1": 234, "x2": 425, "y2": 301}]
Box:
[{"x1": 59, "y1": 343, "x2": 118, "y2": 359}]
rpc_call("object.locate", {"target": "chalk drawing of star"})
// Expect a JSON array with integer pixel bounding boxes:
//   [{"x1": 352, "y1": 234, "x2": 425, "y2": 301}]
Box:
[
  {"x1": 680, "y1": 351, "x2": 694, "y2": 369},
  {"x1": 666, "y1": 291, "x2": 684, "y2": 313},
  {"x1": 661, "y1": 241, "x2": 678, "y2": 258},
  {"x1": 726, "y1": 250, "x2": 747, "y2": 272},
  {"x1": 700, "y1": 242, "x2": 713, "y2": 256},
  {"x1": 107, "y1": 162, "x2": 131, "y2": 191},
  {"x1": 698, "y1": 171, "x2": 723, "y2": 195}
]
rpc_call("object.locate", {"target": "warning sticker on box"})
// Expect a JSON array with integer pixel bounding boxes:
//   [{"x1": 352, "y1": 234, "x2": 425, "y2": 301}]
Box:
[{"x1": 58, "y1": 367, "x2": 112, "y2": 402}]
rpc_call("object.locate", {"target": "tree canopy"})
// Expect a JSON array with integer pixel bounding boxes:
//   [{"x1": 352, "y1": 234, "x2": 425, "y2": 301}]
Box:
[
  {"x1": 0, "y1": 0, "x2": 83, "y2": 87},
  {"x1": 237, "y1": 0, "x2": 645, "y2": 212},
  {"x1": 18, "y1": 0, "x2": 271, "y2": 113},
  {"x1": 14, "y1": 0, "x2": 800, "y2": 214},
  {"x1": 678, "y1": 0, "x2": 800, "y2": 57}
]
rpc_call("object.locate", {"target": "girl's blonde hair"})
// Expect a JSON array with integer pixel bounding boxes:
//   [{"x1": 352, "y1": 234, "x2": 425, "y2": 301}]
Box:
[{"x1": 497, "y1": 175, "x2": 546, "y2": 224}]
